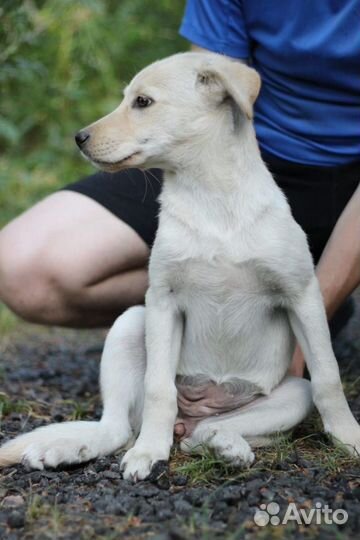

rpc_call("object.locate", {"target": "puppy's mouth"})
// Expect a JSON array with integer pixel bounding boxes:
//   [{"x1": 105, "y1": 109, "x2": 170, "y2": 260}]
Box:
[{"x1": 85, "y1": 151, "x2": 140, "y2": 171}]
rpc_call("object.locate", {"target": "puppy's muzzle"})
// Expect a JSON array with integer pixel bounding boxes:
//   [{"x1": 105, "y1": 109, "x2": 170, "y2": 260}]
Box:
[{"x1": 75, "y1": 130, "x2": 90, "y2": 148}]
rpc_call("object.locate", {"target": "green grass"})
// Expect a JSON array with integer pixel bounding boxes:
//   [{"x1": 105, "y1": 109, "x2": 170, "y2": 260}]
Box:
[
  {"x1": 0, "y1": 303, "x2": 21, "y2": 334},
  {"x1": 60, "y1": 397, "x2": 99, "y2": 420},
  {"x1": 0, "y1": 392, "x2": 99, "y2": 429},
  {"x1": 172, "y1": 446, "x2": 246, "y2": 486},
  {"x1": 26, "y1": 494, "x2": 48, "y2": 522},
  {"x1": 0, "y1": 391, "x2": 51, "y2": 427},
  {"x1": 0, "y1": 392, "x2": 31, "y2": 418},
  {"x1": 171, "y1": 413, "x2": 360, "y2": 487}
]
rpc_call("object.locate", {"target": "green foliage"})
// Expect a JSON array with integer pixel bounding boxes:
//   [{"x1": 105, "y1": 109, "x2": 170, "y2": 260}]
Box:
[{"x1": 0, "y1": 0, "x2": 187, "y2": 226}]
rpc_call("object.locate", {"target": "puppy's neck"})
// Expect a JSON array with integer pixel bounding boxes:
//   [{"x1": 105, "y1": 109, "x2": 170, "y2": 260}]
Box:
[
  {"x1": 160, "y1": 122, "x2": 282, "y2": 233},
  {"x1": 168, "y1": 120, "x2": 268, "y2": 193}
]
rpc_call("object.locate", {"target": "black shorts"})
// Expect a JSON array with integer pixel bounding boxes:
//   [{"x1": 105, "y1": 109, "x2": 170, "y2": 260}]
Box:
[{"x1": 63, "y1": 153, "x2": 360, "y2": 265}]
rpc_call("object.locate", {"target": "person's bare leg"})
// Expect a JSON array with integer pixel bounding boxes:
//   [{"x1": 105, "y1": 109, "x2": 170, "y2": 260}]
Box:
[{"x1": 0, "y1": 191, "x2": 150, "y2": 327}]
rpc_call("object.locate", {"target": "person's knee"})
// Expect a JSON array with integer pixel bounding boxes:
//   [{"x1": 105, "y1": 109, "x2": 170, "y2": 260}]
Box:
[
  {"x1": 0, "y1": 225, "x2": 69, "y2": 324},
  {"x1": 0, "y1": 199, "x2": 149, "y2": 326}
]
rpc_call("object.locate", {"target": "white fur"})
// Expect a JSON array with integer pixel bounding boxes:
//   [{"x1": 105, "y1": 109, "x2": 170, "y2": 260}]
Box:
[{"x1": 1, "y1": 52, "x2": 359, "y2": 479}]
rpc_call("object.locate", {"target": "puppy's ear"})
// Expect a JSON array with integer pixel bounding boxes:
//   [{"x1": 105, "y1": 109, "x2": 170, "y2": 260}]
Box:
[{"x1": 197, "y1": 61, "x2": 261, "y2": 120}]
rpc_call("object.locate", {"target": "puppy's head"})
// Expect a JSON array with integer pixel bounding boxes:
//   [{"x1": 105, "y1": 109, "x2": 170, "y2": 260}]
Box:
[{"x1": 75, "y1": 52, "x2": 261, "y2": 172}]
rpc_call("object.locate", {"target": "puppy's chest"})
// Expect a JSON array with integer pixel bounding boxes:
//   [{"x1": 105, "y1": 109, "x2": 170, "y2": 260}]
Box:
[{"x1": 168, "y1": 257, "x2": 280, "y2": 308}]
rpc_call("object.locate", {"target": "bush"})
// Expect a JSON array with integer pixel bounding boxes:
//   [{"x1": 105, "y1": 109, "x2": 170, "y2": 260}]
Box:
[{"x1": 0, "y1": 0, "x2": 186, "y2": 225}]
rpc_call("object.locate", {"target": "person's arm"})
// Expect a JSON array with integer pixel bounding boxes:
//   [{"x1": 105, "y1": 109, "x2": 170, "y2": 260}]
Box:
[{"x1": 290, "y1": 183, "x2": 360, "y2": 377}]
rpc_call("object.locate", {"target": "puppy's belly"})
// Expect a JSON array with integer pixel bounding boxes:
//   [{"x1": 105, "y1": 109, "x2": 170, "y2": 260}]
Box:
[
  {"x1": 173, "y1": 270, "x2": 295, "y2": 437},
  {"x1": 177, "y1": 304, "x2": 294, "y2": 392},
  {"x1": 174, "y1": 375, "x2": 263, "y2": 439}
]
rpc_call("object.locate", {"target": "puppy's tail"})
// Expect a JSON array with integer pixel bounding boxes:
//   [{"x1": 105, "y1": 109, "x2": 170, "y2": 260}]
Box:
[{"x1": 0, "y1": 432, "x2": 40, "y2": 467}]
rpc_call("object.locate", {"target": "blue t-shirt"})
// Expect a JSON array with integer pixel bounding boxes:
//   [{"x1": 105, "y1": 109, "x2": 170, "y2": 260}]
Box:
[{"x1": 180, "y1": 0, "x2": 360, "y2": 166}]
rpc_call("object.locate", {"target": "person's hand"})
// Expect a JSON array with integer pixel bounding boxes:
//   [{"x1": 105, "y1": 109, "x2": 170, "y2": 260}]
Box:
[{"x1": 288, "y1": 344, "x2": 305, "y2": 377}]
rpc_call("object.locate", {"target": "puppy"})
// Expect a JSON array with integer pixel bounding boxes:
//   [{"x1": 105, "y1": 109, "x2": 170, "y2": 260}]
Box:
[{"x1": 1, "y1": 53, "x2": 359, "y2": 481}]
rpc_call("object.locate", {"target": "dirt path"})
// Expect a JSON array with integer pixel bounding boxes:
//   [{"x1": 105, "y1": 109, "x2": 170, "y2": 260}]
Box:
[{"x1": 0, "y1": 305, "x2": 359, "y2": 539}]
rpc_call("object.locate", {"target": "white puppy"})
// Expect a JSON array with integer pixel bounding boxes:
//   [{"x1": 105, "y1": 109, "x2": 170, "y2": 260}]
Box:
[{"x1": 1, "y1": 53, "x2": 359, "y2": 481}]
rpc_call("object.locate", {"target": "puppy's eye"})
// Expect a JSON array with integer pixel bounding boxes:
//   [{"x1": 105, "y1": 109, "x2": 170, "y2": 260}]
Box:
[{"x1": 133, "y1": 95, "x2": 153, "y2": 108}]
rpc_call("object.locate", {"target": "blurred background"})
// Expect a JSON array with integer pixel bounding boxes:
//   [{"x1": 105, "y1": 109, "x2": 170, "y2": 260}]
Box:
[
  {"x1": 0, "y1": 0, "x2": 186, "y2": 330},
  {"x1": 0, "y1": 0, "x2": 186, "y2": 227}
]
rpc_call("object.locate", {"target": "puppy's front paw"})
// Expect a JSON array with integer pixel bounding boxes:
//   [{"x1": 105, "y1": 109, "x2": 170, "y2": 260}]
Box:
[
  {"x1": 330, "y1": 425, "x2": 360, "y2": 457},
  {"x1": 120, "y1": 445, "x2": 169, "y2": 482}
]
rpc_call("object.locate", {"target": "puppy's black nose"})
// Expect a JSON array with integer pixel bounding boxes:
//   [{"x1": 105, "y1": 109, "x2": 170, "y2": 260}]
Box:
[{"x1": 75, "y1": 131, "x2": 90, "y2": 147}]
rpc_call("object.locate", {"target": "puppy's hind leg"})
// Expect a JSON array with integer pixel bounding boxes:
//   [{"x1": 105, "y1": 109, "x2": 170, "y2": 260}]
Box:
[
  {"x1": 0, "y1": 306, "x2": 146, "y2": 469},
  {"x1": 181, "y1": 377, "x2": 313, "y2": 467}
]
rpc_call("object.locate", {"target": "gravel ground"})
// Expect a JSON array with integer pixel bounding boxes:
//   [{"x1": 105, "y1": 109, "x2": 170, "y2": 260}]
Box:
[{"x1": 0, "y1": 302, "x2": 360, "y2": 540}]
